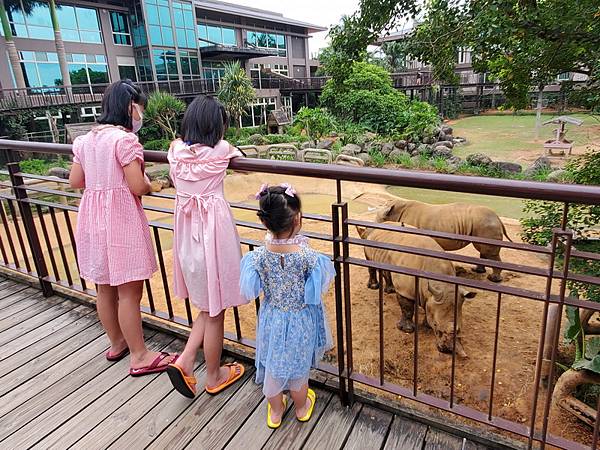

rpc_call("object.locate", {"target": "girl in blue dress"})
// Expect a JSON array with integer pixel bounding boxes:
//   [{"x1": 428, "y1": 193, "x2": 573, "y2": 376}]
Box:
[{"x1": 240, "y1": 184, "x2": 334, "y2": 429}]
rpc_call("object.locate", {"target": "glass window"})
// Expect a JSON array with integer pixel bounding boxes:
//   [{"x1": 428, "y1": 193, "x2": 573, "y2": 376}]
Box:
[
  {"x1": 57, "y1": 5, "x2": 77, "y2": 29},
  {"x1": 110, "y1": 11, "x2": 131, "y2": 46},
  {"x1": 76, "y1": 7, "x2": 100, "y2": 31},
  {"x1": 158, "y1": 6, "x2": 171, "y2": 26},
  {"x1": 180, "y1": 51, "x2": 200, "y2": 79},
  {"x1": 146, "y1": 6, "x2": 160, "y2": 25},
  {"x1": 198, "y1": 23, "x2": 236, "y2": 47},
  {"x1": 207, "y1": 26, "x2": 221, "y2": 44},
  {"x1": 222, "y1": 28, "x2": 236, "y2": 46},
  {"x1": 153, "y1": 49, "x2": 178, "y2": 81},
  {"x1": 38, "y1": 63, "x2": 62, "y2": 86},
  {"x1": 245, "y1": 30, "x2": 287, "y2": 56},
  {"x1": 135, "y1": 49, "x2": 153, "y2": 81},
  {"x1": 87, "y1": 64, "x2": 109, "y2": 84},
  {"x1": 27, "y1": 3, "x2": 50, "y2": 26},
  {"x1": 173, "y1": 1, "x2": 196, "y2": 48},
  {"x1": 118, "y1": 65, "x2": 137, "y2": 82}
]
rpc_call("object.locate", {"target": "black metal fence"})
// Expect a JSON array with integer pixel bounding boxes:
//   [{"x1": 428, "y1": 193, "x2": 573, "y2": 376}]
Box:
[{"x1": 0, "y1": 139, "x2": 599, "y2": 449}]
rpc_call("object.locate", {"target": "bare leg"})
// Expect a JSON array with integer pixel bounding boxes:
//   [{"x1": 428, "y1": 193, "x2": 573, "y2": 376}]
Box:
[
  {"x1": 176, "y1": 311, "x2": 207, "y2": 376},
  {"x1": 96, "y1": 284, "x2": 126, "y2": 354},
  {"x1": 204, "y1": 311, "x2": 233, "y2": 389},
  {"x1": 268, "y1": 392, "x2": 285, "y2": 424},
  {"x1": 290, "y1": 383, "x2": 311, "y2": 418},
  {"x1": 117, "y1": 280, "x2": 175, "y2": 369}
]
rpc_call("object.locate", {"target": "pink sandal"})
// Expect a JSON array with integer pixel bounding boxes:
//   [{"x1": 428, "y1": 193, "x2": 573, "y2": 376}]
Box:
[
  {"x1": 129, "y1": 352, "x2": 178, "y2": 377},
  {"x1": 106, "y1": 347, "x2": 129, "y2": 362}
]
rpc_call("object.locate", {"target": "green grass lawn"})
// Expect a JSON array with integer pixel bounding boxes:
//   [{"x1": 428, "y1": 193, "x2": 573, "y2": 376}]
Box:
[{"x1": 450, "y1": 113, "x2": 600, "y2": 161}]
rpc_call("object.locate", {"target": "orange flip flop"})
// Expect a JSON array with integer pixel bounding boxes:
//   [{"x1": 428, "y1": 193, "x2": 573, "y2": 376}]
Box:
[
  {"x1": 167, "y1": 363, "x2": 197, "y2": 398},
  {"x1": 205, "y1": 362, "x2": 245, "y2": 395}
]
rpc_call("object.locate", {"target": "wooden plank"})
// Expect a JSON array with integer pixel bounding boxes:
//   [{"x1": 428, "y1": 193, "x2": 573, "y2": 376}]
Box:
[
  {"x1": 0, "y1": 291, "x2": 60, "y2": 330},
  {"x1": 185, "y1": 376, "x2": 264, "y2": 449},
  {"x1": 0, "y1": 330, "x2": 109, "y2": 418},
  {"x1": 0, "y1": 304, "x2": 92, "y2": 359},
  {"x1": 35, "y1": 339, "x2": 184, "y2": 449},
  {"x1": 383, "y1": 415, "x2": 428, "y2": 450},
  {"x1": 146, "y1": 364, "x2": 254, "y2": 450},
  {"x1": 0, "y1": 286, "x2": 40, "y2": 311},
  {"x1": 0, "y1": 297, "x2": 80, "y2": 347},
  {"x1": 301, "y1": 395, "x2": 361, "y2": 450},
  {"x1": 107, "y1": 357, "x2": 209, "y2": 450},
  {"x1": 0, "y1": 316, "x2": 102, "y2": 394},
  {"x1": 463, "y1": 440, "x2": 491, "y2": 450},
  {"x1": 0, "y1": 331, "x2": 169, "y2": 448},
  {"x1": 262, "y1": 389, "x2": 334, "y2": 450},
  {"x1": 0, "y1": 282, "x2": 27, "y2": 306},
  {"x1": 423, "y1": 428, "x2": 465, "y2": 450},
  {"x1": 343, "y1": 405, "x2": 393, "y2": 450}
]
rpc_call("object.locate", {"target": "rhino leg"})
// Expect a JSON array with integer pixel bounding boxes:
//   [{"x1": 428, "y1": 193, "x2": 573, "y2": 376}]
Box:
[
  {"x1": 472, "y1": 265, "x2": 487, "y2": 274},
  {"x1": 383, "y1": 271, "x2": 395, "y2": 293},
  {"x1": 486, "y1": 253, "x2": 503, "y2": 282},
  {"x1": 475, "y1": 243, "x2": 503, "y2": 282},
  {"x1": 396, "y1": 294, "x2": 415, "y2": 333},
  {"x1": 367, "y1": 267, "x2": 379, "y2": 289}
]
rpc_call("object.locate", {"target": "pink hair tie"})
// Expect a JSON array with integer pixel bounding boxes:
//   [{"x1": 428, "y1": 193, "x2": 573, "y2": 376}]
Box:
[
  {"x1": 255, "y1": 183, "x2": 269, "y2": 200},
  {"x1": 280, "y1": 183, "x2": 296, "y2": 197}
]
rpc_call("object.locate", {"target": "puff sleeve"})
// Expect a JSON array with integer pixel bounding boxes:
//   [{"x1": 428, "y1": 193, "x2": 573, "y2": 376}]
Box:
[
  {"x1": 304, "y1": 254, "x2": 336, "y2": 306},
  {"x1": 115, "y1": 133, "x2": 144, "y2": 167},
  {"x1": 72, "y1": 135, "x2": 83, "y2": 165},
  {"x1": 240, "y1": 251, "x2": 262, "y2": 300}
]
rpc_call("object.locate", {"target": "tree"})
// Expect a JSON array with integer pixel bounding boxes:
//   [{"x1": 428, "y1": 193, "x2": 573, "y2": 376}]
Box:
[
  {"x1": 328, "y1": 0, "x2": 600, "y2": 129},
  {"x1": 0, "y1": 0, "x2": 40, "y2": 90},
  {"x1": 380, "y1": 41, "x2": 408, "y2": 73},
  {"x1": 48, "y1": 0, "x2": 72, "y2": 93},
  {"x1": 293, "y1": 107, "x2": 335, "y2": 145},
  {"x1": 144, "y1": 92, "x2": 186, "y2": 140},
  {"x1": 217, "y1": 61, "x2": 255, "y2": 132}
]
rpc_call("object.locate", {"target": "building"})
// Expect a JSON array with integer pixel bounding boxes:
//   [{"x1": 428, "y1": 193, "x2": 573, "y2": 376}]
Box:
[{"x1": 0, "y1": 0, "x2": 325, "y2": 128}]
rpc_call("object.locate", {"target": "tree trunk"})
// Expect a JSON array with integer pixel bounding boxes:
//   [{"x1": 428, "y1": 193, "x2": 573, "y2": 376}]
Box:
[
  {"x1": 0, "y1": 1, "x2": 27, "y2": 90},
  {"x1": 551, "y1": 369, "x2": 600, "y2": 428},
  {"x1": 49, "y1": 0, "x2": 72, "y2": 100},
  {"x1": 535, "y1": 85, "x2": 544, "y2": 140}
]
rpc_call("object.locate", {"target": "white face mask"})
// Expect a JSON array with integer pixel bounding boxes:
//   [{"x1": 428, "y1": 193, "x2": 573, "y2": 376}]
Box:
[{"x1": 131, "y1": 103, "x2": 143, "y2": 133}]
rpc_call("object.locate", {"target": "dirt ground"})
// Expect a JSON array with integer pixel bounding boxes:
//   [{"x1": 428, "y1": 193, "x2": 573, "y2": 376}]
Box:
[{"x1": 1, "y1": 172, "x2": 592, "y2": 447}]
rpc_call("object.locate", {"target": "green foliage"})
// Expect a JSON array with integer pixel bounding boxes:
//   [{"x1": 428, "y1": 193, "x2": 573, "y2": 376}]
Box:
[
  {"x1": 144, "y1": 92, "x2": 186, "y2": 140},
  {"x1": 392, "y1": 151, "x2": 413, "y2": 167},
  {"x1": 217, "y1": 61, "x2": 256, "y2": 130},
  {"x1": 138, "y1": 123, "x2": 163, "y2": 145},
  {"x1": 293, "y1": 107, "x2": 335, "y2": 144},
  {"x1": 336, "y1": 121, "x2": 367, "y2": 146},
  {"x1": 369, "y1": 150, "x2": 387, "y2": 167},
  {"x1": 402, "y1": 101, "x2": 440, "y2": 140},
  {"x1": 143, "y1": 139, "x2": 171, "y2": 151},
  {"x1": 19, "y1": 157, "x2": 68, "y2": 175}
]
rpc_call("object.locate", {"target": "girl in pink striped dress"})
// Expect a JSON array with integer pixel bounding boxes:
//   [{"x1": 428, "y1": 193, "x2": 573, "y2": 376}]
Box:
[
  {"x1": 69, "y1": 80, "x2": 177, "y2": 376},
  {"x1": 166, "y1": 96, "x2": 248, "y2": 398}
]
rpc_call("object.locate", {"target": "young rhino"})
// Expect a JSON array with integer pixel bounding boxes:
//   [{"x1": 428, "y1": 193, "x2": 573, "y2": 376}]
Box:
[{"x1": 357, "y1": 225, "x2": 476, "y2": 357}]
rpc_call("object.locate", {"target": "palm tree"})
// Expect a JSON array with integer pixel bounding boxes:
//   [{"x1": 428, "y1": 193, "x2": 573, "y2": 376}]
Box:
[
  {"x1": 48, "y1": 0, "x2": 71, "y2": 94},
  {"x1": 217, "y1": 61, "x2": 255, "y2": 133}
]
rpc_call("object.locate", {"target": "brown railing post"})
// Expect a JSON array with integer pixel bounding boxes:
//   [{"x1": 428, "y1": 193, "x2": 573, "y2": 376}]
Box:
[
  {"x1": 332, "y1": 202, "x2": 348, "y2": 405},
  {"x1": 7, "y1": 162, "x2": 53, "y2": 297},
  {"x1": 341, "y1": 202, "x2": 355, "y2": 404}
]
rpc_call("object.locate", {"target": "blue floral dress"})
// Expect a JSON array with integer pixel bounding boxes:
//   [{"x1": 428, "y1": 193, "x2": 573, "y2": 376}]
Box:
[{"x1": 240, "y1": 244, "x2": 334, "y2": 397}]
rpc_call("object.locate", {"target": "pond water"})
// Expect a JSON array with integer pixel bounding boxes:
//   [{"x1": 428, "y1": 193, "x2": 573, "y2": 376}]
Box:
[{"x1": 387, "y1": 186, "x2": 525, "y2": 219}]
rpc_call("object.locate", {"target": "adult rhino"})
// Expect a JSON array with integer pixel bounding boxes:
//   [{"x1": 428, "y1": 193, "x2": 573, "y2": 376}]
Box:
[
  {"x1": 357, "y1": 225, "x2": 476, "y2": 357},
  {"x1": 376, "y1": 199, "x2": 511, "y2": 282}
]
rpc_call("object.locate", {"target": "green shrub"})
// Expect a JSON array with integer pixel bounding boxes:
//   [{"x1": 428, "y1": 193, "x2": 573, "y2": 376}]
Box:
[
  {"x1": 431, "y1": 157, "x2": 450, "y2": 173},
  {"x1": 293, "y1": 107, "x2": 336, "y2": 145},
  {"x1": 19, "y1": 158, "x2": 68, "y2": 175},
  {"x1": 392, "y1": 152, "x2": 414, "y2": 168},
  {"x1": 369, "y1": 150, "x2": 387, "y2": 167},
  {"x1": 143, "y1": 139, "x2": 172, "y2": 151},
  {"x1": 336, "y1": 120, "x2": 367, "y2": 146},
  {"x1": 144, "y1": 92, "x2": 186, "y2": 140}
]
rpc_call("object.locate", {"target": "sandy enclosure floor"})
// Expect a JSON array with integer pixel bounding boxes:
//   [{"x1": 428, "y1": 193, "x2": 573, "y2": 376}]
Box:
[{"x1": 1, "y1": 172, "x2": 593, "y2": 447}]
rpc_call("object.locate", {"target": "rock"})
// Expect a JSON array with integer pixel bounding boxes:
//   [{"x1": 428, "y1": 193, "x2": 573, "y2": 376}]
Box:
[
  {"x1": 150, "y1": 180, "x2": 163, "y2": 192},
  {"x1": 394, "y1": 140, "x2": 407, "y2": 149},
  {"x1": 438, "y1": 131, "x2": 447, "y2": 141},
  {"x1": 145, "y1": 163, "x2": 170, "y2": 180},
  {"x1": 417, "y1": 144, "x2": 432, "y2": 156},
  {"x1": 364, "y1": 132, "x2": 377, "y2": 142},
  {"x1": 301, "y1": 141, "x2": 313, "y2": 150},
  {"x1": 364, "y1": 142, "x2": 382, "y2": 153},
  {"x1": 389, "y1": 149, "x2": 410, "y2": 162},
  {"x1": 445, "y1": 135, "x2": 454, "y2": 142},
  {"x1": 341, "y1": 143, "x2": 362, "y2": 156},
  {"x1": 407, "y1": 143, "x2": 417, "y2": 152},
  {"x1": 156, "y1": 177, "x2": 171, "y2": 189},
  {"x1": 441, "y1": 124, "x2": 453, "y2": 135},
  {"x1": 466, "y1": 153, "x2": 493, "y2": 166},
  {"x1": 547, "y1": 169, "x2": 567, "y2": 182},
  {"x1": 380, "y1": 142, "x2": 395, "y2": 156},
  {"x1": 357, "y1": 153, "x2": 373, "y2": 165},
  {"x1": 423, "y1": 136, "x2": 436, "y2": 145},
  {"x1": 453, "y1": 137, "x2": 466, "y2": 145},
  {"x1": 249, "y1": 133, "x2": 267, "y2": 146},
  {"x1": 447, "y1": 156, "x2": 463, "y2": 170},
  {"x1": 524, "y1": 156, "x2": 553, "y2": 177},
  {"x1": 491, "y1": 161, "x2": 523, "y2": 174},
  {"x1": 436, "y1": 140, "x2": 454, "y2": 149},
  {"x1": 317, "y1": 139, "x2": 334, "y2": 150},
  {"x1": 432, "y1": 145, "x2": 453, "y2": 159},
  {"x1": 49, "y1": 167, "x2": 70, "y2": 179}
]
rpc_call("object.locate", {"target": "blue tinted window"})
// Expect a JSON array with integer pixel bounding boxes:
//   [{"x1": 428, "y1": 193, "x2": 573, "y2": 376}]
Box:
[
  {"x1": 207, "y1": 26, "x2": 221, "y2": 43},
  {"x1": 223, "y1": 28, "x2": 236, "y2": 46},
  {"x1": 56, "y1": 5, "x2": 77, "y2": 29},
  {"x1": 38, "y1": 63, "x2": 62, "y2": 86},
  {"x1": 162, "y1": 26, "x2": 173, "y2": 46},
  {"x1": 246, "y1": 31, "x2": 256, "y2": 45},
  {"x1": 158, "y1": 7, "x2": 171, "y2": 26},
  {"x1": 149, "y1": 25, "x2": 162, "y2": 45},
  {"x1": 27, "y1": 3, "x2": 50, "y2": 26},
  {"x1": 22, "y1": 62, "x2": 40, "y2": 86},
  {"x1": 76, "y1": 7, "x2": 100, "y2": 31},
  {"x1": 88, "y1": 64, "x2": 109, "y2": 83},
  {"x1": 29, "y1": 25, "x2": 54, "y2": 40},
  {"x1": 72, "y1": 54, "x2": 86, "y2": 63},
  {"x1": 146, "y1": 5, "x2": 160, "y2": 25}
]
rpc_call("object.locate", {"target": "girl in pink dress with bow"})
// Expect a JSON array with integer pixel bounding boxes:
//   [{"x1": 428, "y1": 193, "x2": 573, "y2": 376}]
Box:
[
  {"x1": 69, "y1": 80, "x2": 178, "y2": 376},
  {"x1": 166, "y1": 96, "x2": 248, "y2": 398}
]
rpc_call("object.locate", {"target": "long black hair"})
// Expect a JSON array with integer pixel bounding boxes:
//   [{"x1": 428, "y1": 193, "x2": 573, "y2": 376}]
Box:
[
  {"x1": 97, "y1": 79, "x2": 147, "y2": 130},
  {"x1": 257, "y1": 186, "x2": 302, "y2": 235},
  {"x1": 181, "y1": 95, "x2": 229, "y2": 147}
]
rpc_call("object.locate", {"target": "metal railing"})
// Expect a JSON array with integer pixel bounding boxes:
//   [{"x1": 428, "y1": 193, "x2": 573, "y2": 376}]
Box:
[{"x1": 0, "y1": 139, "x2": 599, "y2": 449}]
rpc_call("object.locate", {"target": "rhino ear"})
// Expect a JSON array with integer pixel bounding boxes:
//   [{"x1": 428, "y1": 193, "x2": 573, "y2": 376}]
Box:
[
  {"x1": 356, "y1": 226, "x2": 367, "y2": 239},
  {"x1": 379, "y1": 202, "x2": 395, "y2": 218},
  {"x1": 461, "y1": 289, "x2": 477, "y2": 300}
]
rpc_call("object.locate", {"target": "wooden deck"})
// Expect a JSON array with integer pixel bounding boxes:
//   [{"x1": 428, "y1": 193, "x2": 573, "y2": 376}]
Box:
[{"x1": 0, "y1": 277, "x2": 496, "y2": 450}]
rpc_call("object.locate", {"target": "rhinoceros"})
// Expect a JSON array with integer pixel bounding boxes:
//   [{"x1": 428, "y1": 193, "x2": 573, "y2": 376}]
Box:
[
  {"x1": 376, "y1": 199, "x2": 511, "y2": 282},
  {"x1": 357, "y1": 225, "x2": 476, "y2": 357}
]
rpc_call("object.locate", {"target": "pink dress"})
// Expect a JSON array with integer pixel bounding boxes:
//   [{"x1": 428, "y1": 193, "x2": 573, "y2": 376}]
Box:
[
  {"x1": 73, "y1": 125, "x2": 157, "y2": 286},
  {"x1": 168, "y1": 139, "x2": 247, "y2": 316}
]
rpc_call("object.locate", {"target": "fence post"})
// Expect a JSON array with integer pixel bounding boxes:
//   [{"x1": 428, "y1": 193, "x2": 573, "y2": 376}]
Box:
[
  {"x1": 7, "y1": 162, "x2": 54, "y2": 297},
  {"x1": 332, "y1": 202, "x2": 348, "y2": 405}
]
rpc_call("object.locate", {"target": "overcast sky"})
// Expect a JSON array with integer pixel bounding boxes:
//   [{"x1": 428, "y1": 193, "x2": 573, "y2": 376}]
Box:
[{"x1": 231, "y1": 0, "x2": 361, "y2": 56}]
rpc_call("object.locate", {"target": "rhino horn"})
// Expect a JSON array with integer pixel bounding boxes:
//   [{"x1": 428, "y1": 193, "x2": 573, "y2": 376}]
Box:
[{"x1": 455, "y1": 340, "x2": 468, "y2": 358}]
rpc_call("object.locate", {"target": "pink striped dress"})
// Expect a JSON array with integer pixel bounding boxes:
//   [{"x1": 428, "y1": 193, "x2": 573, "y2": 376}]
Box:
[
  {"x1": 168, "y1": 139, "x2": 248, "y2": 316},
  {"x1": 73, "y1": 125, "x2": 157, "y2": 286}
]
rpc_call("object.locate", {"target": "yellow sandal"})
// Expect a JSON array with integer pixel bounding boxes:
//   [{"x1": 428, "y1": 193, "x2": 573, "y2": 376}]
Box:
[
  {"x1": 267, "y1": 397, "x2": 288, "y2": 429},
  {"x1": 297, "y1": 389, "x2": 316, "y2": 422}
]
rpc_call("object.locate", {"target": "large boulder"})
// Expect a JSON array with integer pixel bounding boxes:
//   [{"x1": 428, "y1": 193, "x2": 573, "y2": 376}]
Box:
[
  {"x1": 547, "y1": 169, "x2": 567, "y2": 182},
  {"x1": 357, "y1": 153, "x2": 373, "y2": 165},
  {"x1": 466, "y1": 153, "x2": 493, "y2": 167},
  {"x1": 432, "y1": 145, "x2": 454, "y2": 159},
  {"x1": 317, "y1": 139, "x2": 335, "y2": 150},
  {"x1": 145, "y1": 163, "x2": 170, "y2": 181},
  {"x1": 422, "y1": 136, "x2": 436, "y2": 145},
  {"x1": 49, "y1": 167, "x2": 70, "y2": 179},
  {"x1": 436, "y1": 140, "x2": 454, "y2": 149},
  {"x1": 380, "y1": 142, "x2": 395, "y2": 156},
  {"x1": 341, "y1": 143, "x2": 362, "y2": 156},
  {"x1": 249, "y1": 134, "x2": 267, "y2": 146},
  {"x1": 364, "y1": 142, "x2": 382, "y2": 153},
  {"x1": 417, "y1": 144, "x2": 432, "y2": 156},
  {"x1": 394, "y1": 140, "x2": 407, "y2": 149},
  {"x1": 524, "y1": 156, "x2": 553, "y2": 177},
  {"x1": 407, "y1": 143, "x2": 417, "y2": 152},
  {"x1": 441, "y1": 124, "x2": 453, "y2": 135},
  {"x1": 491, "y1": 161, "x2": 523, "y2": 174}
]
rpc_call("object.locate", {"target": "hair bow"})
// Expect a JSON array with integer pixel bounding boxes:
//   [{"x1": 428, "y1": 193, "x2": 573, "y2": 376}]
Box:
[
  {"x1": 280, "y1": 183, "x2": 296, "y2": 197},
  {"x1": 255, "y1": 183, "x2": 269, "y2": 200}
]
